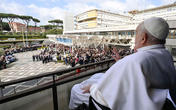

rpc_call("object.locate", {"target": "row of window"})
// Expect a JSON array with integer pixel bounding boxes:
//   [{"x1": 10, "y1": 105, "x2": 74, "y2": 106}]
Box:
[{"x1": 136, "y1": 7, "x2": 176, "y2": 18}]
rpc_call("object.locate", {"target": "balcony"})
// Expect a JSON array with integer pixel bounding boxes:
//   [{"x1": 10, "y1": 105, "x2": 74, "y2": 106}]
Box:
[{"x1": 0, "y1": 59, "x2": 114, "y2": 110}]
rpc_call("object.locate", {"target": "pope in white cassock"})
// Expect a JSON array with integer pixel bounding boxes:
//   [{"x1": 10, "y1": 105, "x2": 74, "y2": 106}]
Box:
[{"x1": 69, "y1": 17, "x2": 176, "y2": 110}]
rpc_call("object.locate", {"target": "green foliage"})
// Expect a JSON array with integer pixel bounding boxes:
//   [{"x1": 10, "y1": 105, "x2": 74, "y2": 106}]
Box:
[
  {"x1": 48, "y1": 19, "x2": 63, "y2": 24},
  {"x1": 40, "y1": 25, "x2": 57, "y2": 30},
  {"x1": 32, "y1": 18, "x2": 40, "y2": 23},
  {"x1": 19, "y1": 15, "x2": 33, "y2": 21},
  {"x1": 45, "y1": 29, "x2": 63, "y2": 34},
  {"x1": 0, "y1": 13, "x2": 19, "y2": 20},
  {"x1": 0, "y1": 45, "x2": 10, "y2": 49},
  {"x1": 0, "y1": 13, "x2": 19, "y2": 31},
  {"x1": 0, "y1": 48, "x2": 5, "y2": 56},
  {"x1": 0, "y1": 35, "x2": 46, "y2": 40},
  {"x1": 7, "y1": 14, "x2": 19, "y2": 19},
  {"x1": 48, "y1": 19, "x2": 63, "y2": 29},
  {"x1": 0, "y1": 13, "x2": 8, "y2": 19},
  {"x1": 2, "y1": 22, "x2": 10, "y2": 31}
]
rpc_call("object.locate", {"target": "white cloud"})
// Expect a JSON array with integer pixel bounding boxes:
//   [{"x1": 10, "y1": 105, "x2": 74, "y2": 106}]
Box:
[
  {"x1": 38, "y1": 0, "x2": 60, "y2": 2},
  {"x1": 64, "y1": 0, "x2": 158, "y2": 15},
  {"x1": 161, "y1": 0, "x2": 175, "y2": 5},
  {"x1": 147, "y1": 4, "x2": 156, "y2": 9},
  {"x1": 0, "y1": 0, "x2": 173, "y2": 25},
  {"x1": 124, "y1": 0, "x2": 157, "y2": 11},
  {"x1": 0, "y1": 0, "x2": 26, "y2": 15},
  {"x1": 28, "y1": 4, "x2": 66, "y2": 24},
  {"x1": 99, "y1": 1, "x2": 127, "y2": 12},
  {"x1": 64, "y1": 3, "x2": 97, "y2": 15}
]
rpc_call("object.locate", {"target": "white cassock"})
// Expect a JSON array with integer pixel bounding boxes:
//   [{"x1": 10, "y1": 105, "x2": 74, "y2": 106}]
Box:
[
  {"x1": 69, "y1": 73, "x2": 104, "y2": 109},
  {"x1": 90, "y1": 44, "x2": 176, "y2": 110}
]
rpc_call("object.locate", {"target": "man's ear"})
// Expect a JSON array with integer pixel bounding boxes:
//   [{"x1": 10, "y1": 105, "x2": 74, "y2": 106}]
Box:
[{"x1": 141, "y1": 33, "x2": 148, "y2": 44}]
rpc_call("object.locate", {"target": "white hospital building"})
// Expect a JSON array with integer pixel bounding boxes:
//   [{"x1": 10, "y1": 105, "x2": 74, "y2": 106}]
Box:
[{"x1": 48, "y1": 3, "x2": 176, "y2": 59}]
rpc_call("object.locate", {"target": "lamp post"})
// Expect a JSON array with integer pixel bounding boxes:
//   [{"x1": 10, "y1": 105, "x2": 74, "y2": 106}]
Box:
[
  {"x1": 22, "y1": 27, "x2": 26, "y2": 47},
  {"x1": 25, "y1": 25, "x2": 28, "y2": 47}
]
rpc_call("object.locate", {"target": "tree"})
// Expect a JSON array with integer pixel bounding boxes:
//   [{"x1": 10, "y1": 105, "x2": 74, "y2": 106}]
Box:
[
  {"x1": 46, "y1": 29, "x2": 63, "y2": 34},
  {"x1": 48, "y1": 19, "x2": 63, "y2": 29},
  {"x1": 2, "y1": 22, "x2": 10, "y2": 31},
  {"x1": 0, "y1": 13, "x2": 7, "y2": 31},
  {"x1": 19, "y1": 15, "x2": 33, "y2": 46},
  {"x1": 4, "y1": 13, "x2": 19, "y2": 33},
  {"x1": 40, "y1": 25, "x2": 56, "y2": 30},
  {"x1": 32, "y1": 18, "x2": 40, "y2": 33},
  {"x1": 19, "y1": 15, "x2": 33, "y2": 31}
]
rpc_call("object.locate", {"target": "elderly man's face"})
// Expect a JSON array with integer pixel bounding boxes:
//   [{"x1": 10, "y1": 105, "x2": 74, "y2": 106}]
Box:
[{"x1": 134, "y1": 24, "x2": 144, "y2": 51}]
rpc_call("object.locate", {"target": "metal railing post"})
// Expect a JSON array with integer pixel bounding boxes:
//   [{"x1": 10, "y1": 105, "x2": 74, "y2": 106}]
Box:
[
  {"x1": 0, "y1": 79, "x2": 3, "y2": 97},
  {"x1": 36, "y1": 79, "x2": 39, "y2": 86},
  {"x1": 52, "y1": 75, "x2": 59, "y2": 110},
  {"x1": 107, "y1": 62, "x2": 110, "y2": 69},
  {"x1": 0, "y1": 88, "x2": 3, "y2": 97},
  {"x1": 13, "y1": 86, "x2": 16, "y2": 94}
]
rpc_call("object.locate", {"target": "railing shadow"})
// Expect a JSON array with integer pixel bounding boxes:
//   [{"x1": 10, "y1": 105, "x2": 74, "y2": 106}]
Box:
[{"x1": 0, "y1": 59, "x2": 115, "y2": 110}]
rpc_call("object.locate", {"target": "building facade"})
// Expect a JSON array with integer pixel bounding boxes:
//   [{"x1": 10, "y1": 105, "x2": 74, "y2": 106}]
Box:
[
  {"x1": 131, "y1": 3, "x2": 176, "y2": 24},
  {"x1": 61, "y1": 3, "x2": 176, "y2": 58},
  {"x1": 8, "y1": 22, "x2": 41, "y2": 33},
  {"x1": 8, "y1": 22, "x2": 26, "y2": 33},
  {"x1": 75, "y1": 9, "x2": 132, "y2": 30},
  {"x1": 64, "y1": 3, "x2": 176, "y2": 35}
]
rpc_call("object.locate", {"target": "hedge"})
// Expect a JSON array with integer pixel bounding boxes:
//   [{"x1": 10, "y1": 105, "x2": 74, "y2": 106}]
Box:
[{"x1": 0, "y1": 35, "x2": 46, "y2": 40}]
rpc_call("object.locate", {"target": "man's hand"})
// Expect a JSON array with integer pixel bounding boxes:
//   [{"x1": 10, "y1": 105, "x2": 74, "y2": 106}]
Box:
[
  {"x1": 81, "y1": 85, "x2": 91, "y2": 93},
  {"x1": 112, "y1": 47, "x2": 121, "y2": 61}
]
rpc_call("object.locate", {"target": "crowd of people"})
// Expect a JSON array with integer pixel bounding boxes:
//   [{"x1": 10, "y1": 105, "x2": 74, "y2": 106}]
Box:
[
  {"x1": 0, "y1": 45, "x2": 41, "y2": 70},
  {"x1": 32, "y1": 48, "x2": 56, "y2": 64},
  {"x1": 5, "y1": 46, "x2": 39, "y2": 54},
  {"x1": 0, "y1": 50, "x2": 16, "y2": 70},
  {"x1": 33, "y1": 44, "x2": 132, "y2": 67}
]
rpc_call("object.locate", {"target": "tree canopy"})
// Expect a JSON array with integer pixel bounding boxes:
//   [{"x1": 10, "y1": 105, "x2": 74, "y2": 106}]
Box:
[
  {"x1": 19, "y1": 15, "x2": 33, "y2": 22},
  {"x1": 32, "y1": 18, "x2": 40, "y2": 23},
  {"x1": 0, "y1": 13, "x2": 41, "y2": 32},
  {"x1": 0, "y1": 13, "x2": 8, "y2": 19},
  {"x1": 2, "y1": 22, "x2": 10, "y2": 31},
  {"x1": 0, "y1": 12, "x2": 64, "y2": 35},
  {"x1": 48, "y1": 19, "x2": 63, "y2": 29},
  {"x1": 48, "y1": 19, "x2": 63, "y2": 24},
  {"x1": 40, "y1": 25, "x2": 56, "y2": 30}
]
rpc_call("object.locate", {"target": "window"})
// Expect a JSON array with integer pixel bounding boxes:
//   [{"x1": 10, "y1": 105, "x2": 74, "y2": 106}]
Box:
[
  {"x1": 118, "y1": 32, "x2": 121, "y2": 35},
  {"x1": 121, "y1": 32, "x2": 125, "y2": 35},
  {"x1": 167, "y1": 8, "x2": 172, "y2": 11},
  {"x1": 128, "y1": 32, "x2": 131, "y2": 35}
]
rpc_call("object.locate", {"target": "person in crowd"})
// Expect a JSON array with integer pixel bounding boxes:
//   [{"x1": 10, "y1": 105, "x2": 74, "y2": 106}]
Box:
[
  {"x1": 65, "y1": 57, "x2": 68, "y2": 65},
  {"x1": 70, "y1": 17, "x2": 176, "y2": 110},
  {"x1": 32, "y1": 40, "x2": 131, "y2": 66},
  {"x1": 53, "y1": 54, "x2": 58, "y2": 64},
  {"x1": 32, "y1": 55, "x2": 35, "y2": 62},
  {"x1": 42, "y1": 55, "x2": 45, "y2": 64},
  {"x1": 0, "y1": 55, "x2": 6, "y2": 69}
]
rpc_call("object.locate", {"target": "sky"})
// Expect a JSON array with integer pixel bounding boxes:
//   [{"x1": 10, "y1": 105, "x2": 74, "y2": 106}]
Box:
[{"x1": 0, "y1": 0, "x2": 175, "y2": 25}]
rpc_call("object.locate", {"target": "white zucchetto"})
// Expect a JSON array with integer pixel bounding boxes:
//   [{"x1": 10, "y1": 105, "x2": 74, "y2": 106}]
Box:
[{"x1": 144, "y1": 17, "x2": 169, "y2": 40}]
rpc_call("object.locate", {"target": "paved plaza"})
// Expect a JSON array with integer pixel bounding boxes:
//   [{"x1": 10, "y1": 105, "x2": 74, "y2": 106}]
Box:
[{"x1": 0, "y1": 50, "x2": 67, "y2": 82}]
